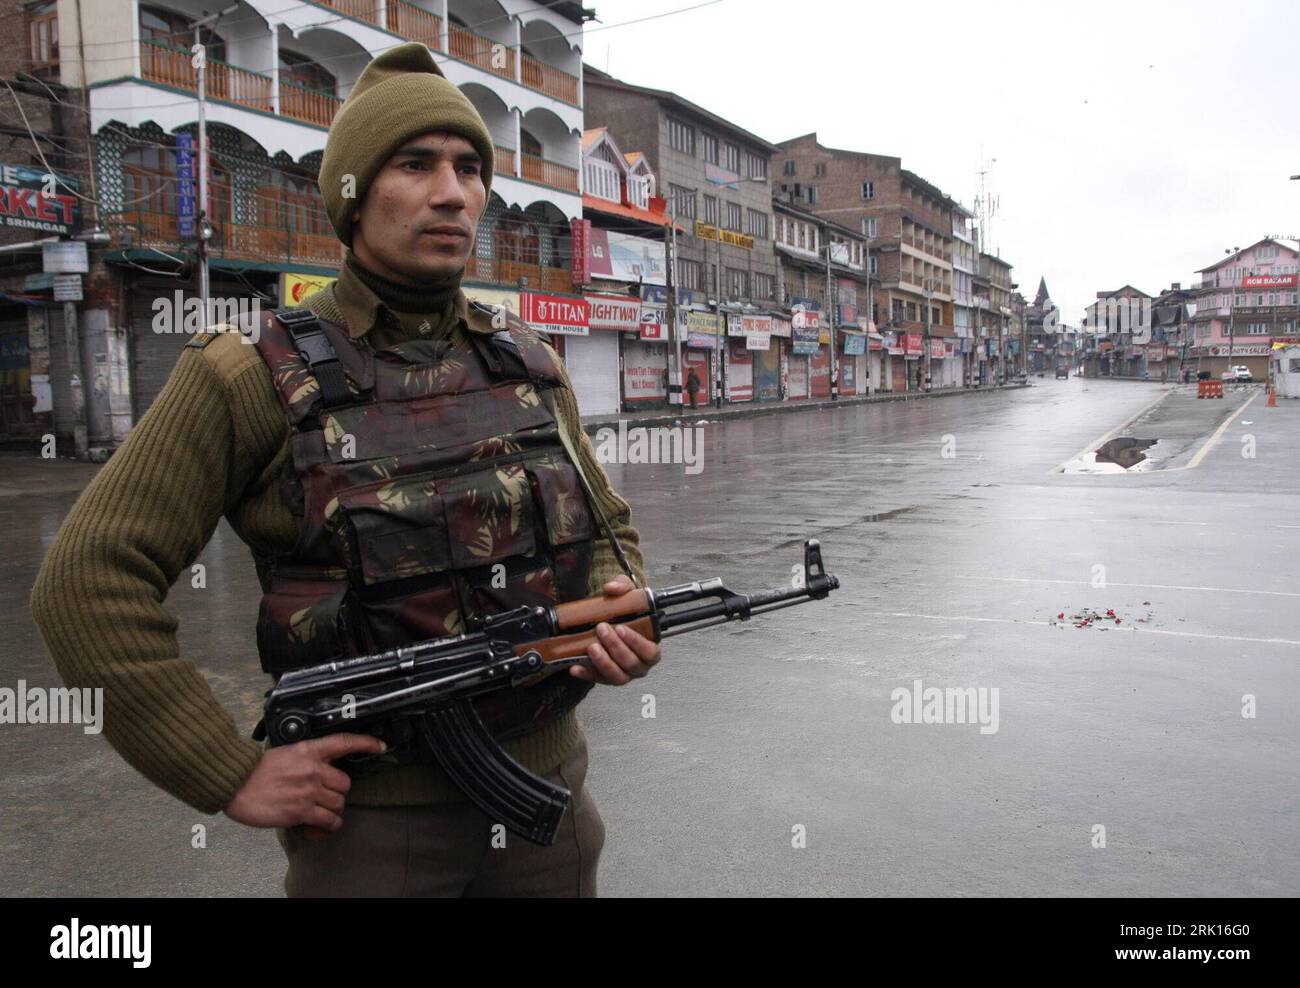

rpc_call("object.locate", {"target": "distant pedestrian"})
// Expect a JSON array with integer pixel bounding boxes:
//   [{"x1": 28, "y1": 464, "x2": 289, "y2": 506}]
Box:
[{"x1": 686, "y1": 367, "x2": 700, "y2": 408}]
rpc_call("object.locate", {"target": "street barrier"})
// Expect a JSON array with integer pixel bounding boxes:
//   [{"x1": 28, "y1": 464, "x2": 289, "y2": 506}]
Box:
[{"x1": 1197, "y1": 380, "x2": 1223, "y2": 399}]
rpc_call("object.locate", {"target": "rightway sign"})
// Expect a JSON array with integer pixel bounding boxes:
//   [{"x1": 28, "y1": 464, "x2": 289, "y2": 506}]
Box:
[{"x1": 1, "y1": 163, "x2": 80, "y2": 236}]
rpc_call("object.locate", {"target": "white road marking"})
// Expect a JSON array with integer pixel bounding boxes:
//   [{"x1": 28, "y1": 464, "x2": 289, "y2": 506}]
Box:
[
  {"x1": 1014, "y1": 518, "x2": 1300, "y2": 530},
  {"x1": 883, "y1": 611, "x2": 1300, "y2": 647},
  {"x1": 1047, "y1": 390, "x2": 1258, "y2": 476},
  {"x1": 1047, "y1": 390, "x2": 1170, "y2": 475},
  {"x1": 1170, "y1": 391, "x2": 1259, "y2": 471},
  {"x1": 955, "y1": 574, "x2": 1300, "y2": 598}
]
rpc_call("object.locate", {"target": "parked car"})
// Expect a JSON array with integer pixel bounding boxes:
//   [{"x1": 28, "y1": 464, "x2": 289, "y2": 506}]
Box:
[
  {"x1": 1055, "y1": 366, "x2": 1069, "y2": 379},
  {"x1": 1220, "y1": 365, "x2": 1253, "y2": 383}
]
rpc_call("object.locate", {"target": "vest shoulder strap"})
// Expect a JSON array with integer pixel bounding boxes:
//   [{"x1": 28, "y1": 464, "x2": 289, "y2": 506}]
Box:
[
  {"x1": 539, "y1": 387, "x2": 640, "y2": 588},
  {"x1": 271, "y1": 307, "x2": 353, "y2": 408}
]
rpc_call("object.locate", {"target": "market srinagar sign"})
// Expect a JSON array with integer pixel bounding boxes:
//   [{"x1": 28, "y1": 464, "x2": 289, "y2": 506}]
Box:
[{"x1": 0, "y1": 163, "x2": 80, "y2": 235}]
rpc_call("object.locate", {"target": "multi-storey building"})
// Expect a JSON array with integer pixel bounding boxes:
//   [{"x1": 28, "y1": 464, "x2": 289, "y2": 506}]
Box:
[
  {"x1": 1082, "y1": 285, "x2": 1152, "y2": 377},
  {"x1": 977, "y1": 251, "x2": 1014, "y2": 383},
  {"x1": 1023, "y1": 277, "x2": 1060, "y2": 373},
  {"x1": 772, "y1": 134, "x2": 960, "y2": 392},
  {"x1": 583, "y1": 66, "x2": 778, "y2": 407},
  {"x1": 951, "y1": 202, "x2": 979, "y2": 386},
  {"x1": 772, "y1": 195, "x2": 872, "y2": 400},
  {"x1": 1189, "y1": 238, "x2": 1299, "y2": 380},
  {"x1": 5, "y1": 0, "x2": 592, "y2": 451},
  {"x1": 1151, "y1": 281, "x2": 1195, "y2": 382},
  {"x1": 572, "y1": 125, "x2": 672, "y2": 414}
]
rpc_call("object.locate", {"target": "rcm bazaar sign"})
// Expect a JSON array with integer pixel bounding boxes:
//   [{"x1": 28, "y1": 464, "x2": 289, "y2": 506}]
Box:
[
  {"x1": 1241, "y1": 274, "x2": 1298, "y2": 290},
  {"x1": 1, "y1": 163, "x2": 79, "y2": 235},
  {"x1": 521, "y1": 292, "x2": 589, "y2": 336}
]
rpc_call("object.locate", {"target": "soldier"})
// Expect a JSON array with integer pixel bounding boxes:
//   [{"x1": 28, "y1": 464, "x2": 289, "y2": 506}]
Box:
[{"x1": 30, "y1": 43, "x2": 660, "y2": 897}]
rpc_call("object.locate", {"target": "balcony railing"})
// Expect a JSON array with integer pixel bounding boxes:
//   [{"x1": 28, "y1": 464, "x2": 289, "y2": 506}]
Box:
[
  {"x1": 521, "y1": 52, "x2": 578, "y2": 105},
  {"x1": 107, "y1": 210, "x2": 344, "y2": 267},
  {"x1": 494, "y1": 145, "x2": 516, "y2": 177},
  {"x1": 472, "y1": 257, "x2": 571, "y2": 293},
  {"x1": 141, "y1": 41, "x2": 272, "y2": 113},
  {"x1": 388, "y1": 0, "x2": 442, "y2": 48},
  {"x1": 318, "y1": 0, "x2": 381, "y2": 27},
  {"x1": 449, "y1": 20, "x2": 515, "y2": 81},
  {"x1": 521, "y1": 153, "x2": 578, "y2": 193},
  {"x1": 279, "y1": 79, "x2": 341, "y2": 129}
]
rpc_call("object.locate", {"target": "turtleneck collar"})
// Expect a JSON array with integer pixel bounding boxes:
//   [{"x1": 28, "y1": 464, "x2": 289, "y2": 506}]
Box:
[{"x1": 344, "y1": 251, "x2": 463, "y2": 314}]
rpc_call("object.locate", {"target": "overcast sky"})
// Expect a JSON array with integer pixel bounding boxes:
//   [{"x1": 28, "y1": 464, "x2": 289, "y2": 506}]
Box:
[{"x1": 583, "y1": 0, "x2": 1300, "y2": 321}]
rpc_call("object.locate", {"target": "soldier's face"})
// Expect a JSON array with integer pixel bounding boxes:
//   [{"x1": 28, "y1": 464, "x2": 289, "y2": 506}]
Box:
[{"x1": 351, "y1": 132, "x2": 486, "y2": 283}]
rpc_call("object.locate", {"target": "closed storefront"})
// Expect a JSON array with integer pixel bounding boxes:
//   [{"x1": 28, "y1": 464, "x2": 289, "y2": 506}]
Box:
[
  {"x1": 787, "y1": 353, "x2": 809, "y2": 399},
  {"x1": 563, "y1": 330, "x2": 620, "y2": 416},
  {"x1": 683, "y1": 345, "x2": 712, "y2": 407},
  {"x1": 790, "y1": 325, "x2": 818, "y2": 399},
  {"x1": 127, "y1": 273, "x2": 268, "y2": 420},
  {"x1": 753, "y1": 341, "x2": 779, "y2": 401},
  {"x1": 725, "y1": 338, "x2": 753, "y2": 402},
  {"x1": 622, "y1": 337, "x2": 668, "y2": 405},
  {"x1": 0, "y1": 309, "x2": 37, "y2": 438},
  {"x1": 892, "y1": 357, "x2": 909, "y2": 393},
  {"x1": 841, "y1": 331, "x2": 865, "y2": 397},
  {"x1": 810, "y1": 344, "x2": 831, "y2": 399}
]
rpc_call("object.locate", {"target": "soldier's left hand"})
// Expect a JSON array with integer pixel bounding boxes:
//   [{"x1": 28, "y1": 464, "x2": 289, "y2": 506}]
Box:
[{"x1": 571, "y1": 575, "x2": 662, "y2": 685}]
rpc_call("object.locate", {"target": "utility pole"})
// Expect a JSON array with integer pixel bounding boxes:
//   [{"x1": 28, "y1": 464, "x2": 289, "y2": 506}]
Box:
[
  {"x1": 665, "y1": 198, "x2": 682, "y2": 408},
  {"x1": 825, "y1": 231, "x2": 838, "y2": 400},
  {"x1": 194, "y1": 29, "x2": 209, "y2": 327},
  {"x1": 865, "y1": 247, "x2": 873, "y2": 396},
  {"x1": 923, "y1": 279, "x2": 933, "y2": 392},
  {"x1": 189, "y1": 5, "x2": 236, "y2": 327},
  {"x1": 715, "y1": 217, "x2": 725, "y2": 409}
]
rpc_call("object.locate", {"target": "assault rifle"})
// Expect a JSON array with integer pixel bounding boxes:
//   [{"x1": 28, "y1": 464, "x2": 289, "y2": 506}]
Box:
[{"x1": 258, "y1": 540, "x2": 839, "y2": 845}]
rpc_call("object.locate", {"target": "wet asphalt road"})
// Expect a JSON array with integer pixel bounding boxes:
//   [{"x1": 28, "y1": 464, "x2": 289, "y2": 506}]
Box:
[{"x1": 3, "y1": 377, "x2": 1297, "y2": 896}]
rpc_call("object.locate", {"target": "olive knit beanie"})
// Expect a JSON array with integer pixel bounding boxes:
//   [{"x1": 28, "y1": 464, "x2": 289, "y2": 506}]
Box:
[{"x1": 319, "y1": 43, "x2": 495, "y2": 245}]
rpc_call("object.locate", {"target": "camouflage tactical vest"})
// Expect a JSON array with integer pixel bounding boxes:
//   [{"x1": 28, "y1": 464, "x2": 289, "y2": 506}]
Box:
[{"x1": 247, "y1": 302, "x2": 605, "y2": 740}]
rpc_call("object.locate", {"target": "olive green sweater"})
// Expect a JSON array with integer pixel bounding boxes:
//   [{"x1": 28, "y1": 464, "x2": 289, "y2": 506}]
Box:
[{"x1": 29, "y1": 265, "x2": 645, "y2": 815}]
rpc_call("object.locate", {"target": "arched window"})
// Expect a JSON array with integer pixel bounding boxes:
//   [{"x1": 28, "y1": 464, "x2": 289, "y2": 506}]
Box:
[
  {"x1": 120, "y1": 142, "x2": 231, "y2": 244},
  {"x1": 495, "y1": 214, "x2": 539, "y2": 265},
  {"x1": 140, "y1": 5, "x2": 225, "y2": 61},
  {"x1": 279, "y1": 49, "x2": 335, "y2": 95},
  {"x1": 257, "y1": 168, "x2": 331, "y2": 237}
]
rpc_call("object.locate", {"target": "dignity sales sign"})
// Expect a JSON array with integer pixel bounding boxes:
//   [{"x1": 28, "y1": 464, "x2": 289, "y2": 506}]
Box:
[
  {"x1": 521, "y1": 292, "x2": 589, "y2": 336},
  {"x1": 1, "y1": 163, "x2": 80, "y2": 236}
]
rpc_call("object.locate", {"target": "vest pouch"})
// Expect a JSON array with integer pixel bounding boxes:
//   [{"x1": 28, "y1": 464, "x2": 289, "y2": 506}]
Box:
[
  {"x1": 337, "y1": 471, "x2": 460, "y2": 646},
  {"x1": 441, "y1": 461, "x2": 538, "y2": 570},
  {"x1": 527, "y1": 454, "x2": 597, "y2": 546},
  {"x1": 526, "y1": 454, "x2": 598, "y2": 601},
  {"x1": 256, "y1": 574, "x2": 353, "y2": 675}
]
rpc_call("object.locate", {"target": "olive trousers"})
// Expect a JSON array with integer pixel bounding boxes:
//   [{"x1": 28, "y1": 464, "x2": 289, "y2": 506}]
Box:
[{"x1": 277, "y1": 735, "x2": 605, "y2": 897}]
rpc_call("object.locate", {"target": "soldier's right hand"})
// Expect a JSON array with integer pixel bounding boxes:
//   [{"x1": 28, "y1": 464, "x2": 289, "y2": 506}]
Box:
[{"x1": 223, "y1": 734, "x2": 386, "y2": 831}]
